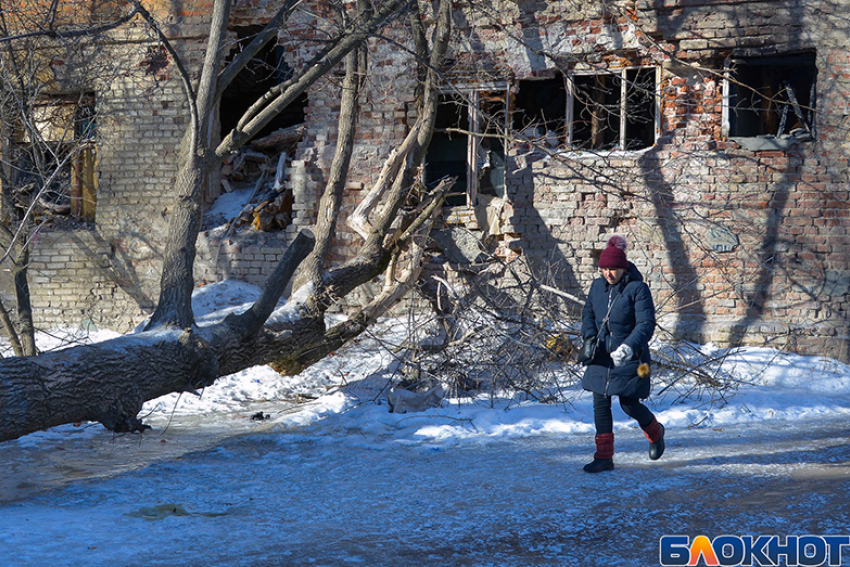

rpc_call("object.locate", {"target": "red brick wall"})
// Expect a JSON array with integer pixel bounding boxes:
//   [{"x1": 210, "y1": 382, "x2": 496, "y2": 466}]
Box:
[
  {"x1": 279, "y1": 0, "x2": 850, "y2": 358},
  {"x1": 24, "y1": 0, "x2": 850, "y2": 359}
]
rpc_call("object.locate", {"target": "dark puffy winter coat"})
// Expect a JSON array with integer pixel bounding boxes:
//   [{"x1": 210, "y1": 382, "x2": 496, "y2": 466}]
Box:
[{"x1": 580, "y1": 263, "x2": 656, "y2": 399}]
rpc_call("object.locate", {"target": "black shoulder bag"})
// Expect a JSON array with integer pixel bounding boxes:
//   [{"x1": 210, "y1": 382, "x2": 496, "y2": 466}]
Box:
[{"x1": 577, "y1": 289, "x2": 622, "y2": 365}]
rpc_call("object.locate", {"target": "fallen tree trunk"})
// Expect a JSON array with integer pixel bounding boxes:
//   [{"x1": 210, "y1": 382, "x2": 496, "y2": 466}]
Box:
[
  {"x1": 0, "y1": 0, "x2": 453, "y2": 444},
  {"x1": 0, "y1": 230, "x2": 317, "y2": 442},
  {"x1": 0, "y1": 172, "x2": 449, "y2": 442}
]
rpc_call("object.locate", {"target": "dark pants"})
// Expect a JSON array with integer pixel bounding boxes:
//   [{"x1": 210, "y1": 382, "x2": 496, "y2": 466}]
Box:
[{"x1": 593, "y1": 392, "x2": 655, "y2": 435}]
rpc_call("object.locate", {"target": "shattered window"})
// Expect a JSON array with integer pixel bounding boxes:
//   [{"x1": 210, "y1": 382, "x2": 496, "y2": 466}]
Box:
[
  {"x1": 475, "y1": 92, "x2": 507, "y2": 200},
  {"x1": 9, "y1": 93, "x2": 97, "y2": 223},
  {"x1": 425, "y1": 93, "x2": 468, "y2": 206},
  {"x1": 568, "y1": 67, "x2": 657, "y2": 151},
  {"x1": 221, "y1": 26, "x2": 305, "y2": 139},
  {"x1": 514, "y1": 76, "x2": 567, "y2": 148},
  {"x1": 726, "y1": 52, "x2": 817, "y2": 139},
  {"x1": 425, "y1": 90, "x2": 507, "y2": 207}
]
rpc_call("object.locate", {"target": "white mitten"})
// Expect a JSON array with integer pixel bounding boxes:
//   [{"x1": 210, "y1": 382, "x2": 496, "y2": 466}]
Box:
[{"x1": 611, "y1": 344, "x2": 633, "y2": 367}]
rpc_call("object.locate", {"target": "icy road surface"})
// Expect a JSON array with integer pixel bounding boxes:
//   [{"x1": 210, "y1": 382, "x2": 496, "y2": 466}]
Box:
[{"x1": 1, "y1": 407, "x2": 849, "y2": 567}]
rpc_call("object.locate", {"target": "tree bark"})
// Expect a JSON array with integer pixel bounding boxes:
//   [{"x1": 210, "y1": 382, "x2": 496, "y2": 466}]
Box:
[
  {"x1": 146, "y1": 0, "x2": 230, "y2": 330},
  {"x1": 0, "y1": 230, "x2": 316, "y2": 442},
  {"x1": 348, "y1": 0, "x2": 450, "y2": 240},
  {"x1": 0, "y1": 0, "x2": 454, "y2": 443},
  {"x1": 12, "y1": 241, "x2": 36, "y2": 356},
  {"x1": 296, "y1": 28, "x2": 367, "y2": 292},
  {"x1": 282, "y1": 0, "x2": 454, "y2": 367}
]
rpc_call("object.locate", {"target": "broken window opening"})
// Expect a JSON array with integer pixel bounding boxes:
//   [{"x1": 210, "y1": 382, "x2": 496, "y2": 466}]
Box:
[
  {"x1": 425, "y1": 93, "x2": 468, "y2": 207},
  {"x1": 220, "y1": 25, "x2": 307, "y2": 139},
  {"x1": 424, "y1": 90, "x2": 507, "y2": 208},
  {"x1": 725, "y1": 52, "x2": 817, "y2": 141},
  {"x1": 514, "y1": 76, "x2": 567, "y2": 149},
  {"x1": 212, "y1": 26, "x2": 307, "y2": 233},
  {"x1": 475, "y1": 92, "x2": 508, "y2": 200},
  {"x1": 624, "y1": 68, "x2": 657, "y2": 150},
  {"x1": 568, "y1": 66, "x2": 658, "y2": 152},
  {"x1": 10, "y1": 92, "x2": 97, "y2": 223}
]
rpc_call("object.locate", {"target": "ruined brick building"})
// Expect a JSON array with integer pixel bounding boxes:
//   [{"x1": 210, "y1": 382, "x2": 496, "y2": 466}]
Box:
[{"x1": 9, "y1": 0, "x2": 850, "y2": 360}]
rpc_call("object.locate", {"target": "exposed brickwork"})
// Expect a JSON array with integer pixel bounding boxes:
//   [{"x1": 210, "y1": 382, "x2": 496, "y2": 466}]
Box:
[{"x1": 22, "y1": 0, "x2": 850, "y2": 360}]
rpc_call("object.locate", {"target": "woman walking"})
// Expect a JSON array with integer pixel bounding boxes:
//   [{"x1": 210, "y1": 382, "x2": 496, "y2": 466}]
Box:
[{"x1": 580, "y1": 235, "x2": 664, "y2": 473}]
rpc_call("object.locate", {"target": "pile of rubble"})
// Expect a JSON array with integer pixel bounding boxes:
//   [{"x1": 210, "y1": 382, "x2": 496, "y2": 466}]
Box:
[{"x1": 217, "y1": 124, "x2": 303, "y2": 232}]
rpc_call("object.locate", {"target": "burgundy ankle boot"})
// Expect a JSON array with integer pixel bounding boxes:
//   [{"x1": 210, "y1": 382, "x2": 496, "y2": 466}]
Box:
[
  {"x1": 643, "y1": 418, "x2": 665, "y2": 460},
  {"x1": 583, "y1": 433, "x2": 614, "y2": 473}
]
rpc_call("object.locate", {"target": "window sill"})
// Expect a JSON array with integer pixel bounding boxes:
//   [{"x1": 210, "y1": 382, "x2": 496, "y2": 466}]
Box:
[
  {"x1": 730, "y1": 131, "x2": 813, "y2": 152},
  {"x1": 38, "y1": 218, "x2": 97, "y2": 232},
  {"x1": 555, "y1": 146, "x2": 656, "y2": 159}
]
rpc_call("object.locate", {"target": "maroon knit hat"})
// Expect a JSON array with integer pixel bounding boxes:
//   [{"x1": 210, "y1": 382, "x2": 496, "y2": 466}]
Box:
[{"x1": 598, "y1": 235, "x2": 628, "y2": 270}]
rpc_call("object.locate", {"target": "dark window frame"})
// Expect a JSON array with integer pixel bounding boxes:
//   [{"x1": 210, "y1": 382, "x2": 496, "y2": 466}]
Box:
[
  {"x1": 425, "y1": 89, "x2": 509, "y2": 208},
  {"x1": 723, "y1": 52, "x2": 817, "y2": 141},
  {"x1": 567, "y1": 66, "x2": 659, "y2": 152},
  {"x1": 12, "y1": 92, "x2": 97, "y2": 222}
]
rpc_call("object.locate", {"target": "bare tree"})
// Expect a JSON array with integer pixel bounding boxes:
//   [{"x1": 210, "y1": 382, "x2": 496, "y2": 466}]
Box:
[
  {"x1": 0, "y1": 1, "x2": 141, "y2": 357},
  {"x1": 0, "y1": 0, "x2": 454, "y2": 442},
  {"x1": 0, "y1": 0, "x2": 823, "y2": 442}
]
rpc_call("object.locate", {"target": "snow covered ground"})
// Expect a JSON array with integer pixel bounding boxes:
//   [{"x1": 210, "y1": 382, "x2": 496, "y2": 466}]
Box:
[{"x1": 2, "y1": 281, "x2": 850, "y2": 567}]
